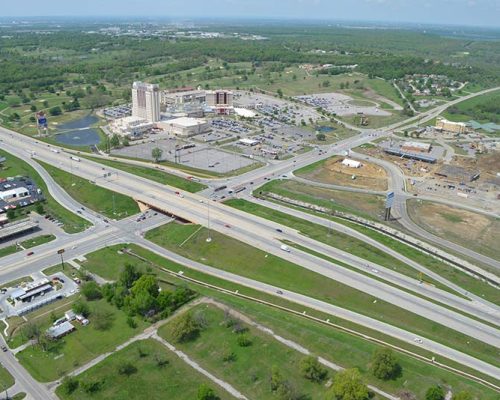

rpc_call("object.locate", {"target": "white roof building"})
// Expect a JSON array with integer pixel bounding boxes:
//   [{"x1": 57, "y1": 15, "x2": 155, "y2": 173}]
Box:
[
  {"x1": 111, "y1": 116, "x2": 154, "y2": 138},
  {"x1": 238, "y1": 138, "x2": 259, "y2": 146},
  {"x1": 0, "y1": 187, "x2": 29, "y2": 201},
  {"x1": 342, "y1": 159, "x2": 362, "y2": 168},
  {"x1": 158, "y1": 117, "x2": 210, "y2": 137}
]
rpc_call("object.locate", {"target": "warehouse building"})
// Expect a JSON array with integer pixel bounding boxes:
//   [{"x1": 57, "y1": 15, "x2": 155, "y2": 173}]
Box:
[
  {"x1": 401, "y1": 141, "x2": 432, "y2": 153},
  {"x1": 158, "y1": 117, "x2": 210, "y2": 137},
  {"x1": 110, "y1": 116, "x2": 154, "y2": 139},
  {"x1": 435, "y1": 117, "x2": 467, "y2": 135}
]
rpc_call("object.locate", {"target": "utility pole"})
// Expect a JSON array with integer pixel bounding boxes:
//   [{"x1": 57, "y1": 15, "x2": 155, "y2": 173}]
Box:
[
  {"x1": 206, "y1": 200, "x2": 212, "y2": 243},
  {"x1": 112, "y1": 192, "x2": 116, "y2": 215}
]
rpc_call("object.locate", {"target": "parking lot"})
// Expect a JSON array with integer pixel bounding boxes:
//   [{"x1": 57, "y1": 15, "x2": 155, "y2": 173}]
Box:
[
  {"x1": 0, "y1": 272, "x2": 79, "y2": 318},
  {"x1": 112, "y1": 138, "x2": 256, "y2": 173},
  {"x1": 0, "y1": 176, "x2": 44, "y2": 212},
  {"x1": 294, "y1": 92, "x2": 392, "y2": 117}
]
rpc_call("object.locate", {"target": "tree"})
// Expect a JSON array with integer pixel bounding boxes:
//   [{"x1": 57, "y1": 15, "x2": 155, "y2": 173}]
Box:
[
  {"x1": 30, "y1": 104, "x2": 37, "y2": 112},
  {"x1": 371, "y1": 348, "x2": 401, "y2": 380},
  {"x1": 119, "y1": 263, "x2": 141, "y2": 288},
  {"x1": 60, "y1": 376, "x2": 79, "y2": 395},
  {"x1": 171, "y1": 312, "x2": 200, "y2": 343},
  {"x1": 49, "y1": 106, "x2": 62, "y2": 116},
  {"x1": 452, "y1": 392, "x2": 472, "y2": 400},
  {"x1": 6, "y1": 209, "x2": 15, "y2": 220},
  {"x1": 117, "y1": 361, "x2": 137, "y2": 376},
  {"x1": 152, "y1": 147, "x2": 163, "y2": 163},
  {"x1": 35, "y1": 203, "x2": 45, "y2": 215},
  {"x1": 81, "y1": 281, "x2": 102, "y2": 301},
  {"x1": 72, "y1": 300, "x2": 90, "y2": 317},
  {"x1": 316, "y1": 132, "x2": 326, "y2": 141},
  {"x1": 277, "y1": 88, "x2": 283, "y2": 98},
  {"x1": 300, "y1": 356, "x2": 328, "y2": 383},
  {"x1": 328, "y1": 369, "x2": 369, "y2": 400},
  {"x1": 110, "y1": 134, "x2": 120, "y2": 149},
  {"x1": 425, "y1": 386, "x2": 445, "y2": 400},
  {"x1": 197, "y1": 384, "x2": 220, "y2": 400},
  {"x1": 236, "y1": 334, "x2": 252, "y2": 347}
]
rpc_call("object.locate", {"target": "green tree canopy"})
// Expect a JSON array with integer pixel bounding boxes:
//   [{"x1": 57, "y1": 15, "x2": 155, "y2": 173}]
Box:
[
  {"x1": 425, "y1": 386, "x2": 445, "y2": 400},
  {"x1": 300, "y1": 356, "x2": 328, "y2": 383},
  {"x1": 371, "y1": 348, "x2": 401, "y2": 380},
  {"x1": 328, "y1": 368, "x2": 369, "y2": 400}
]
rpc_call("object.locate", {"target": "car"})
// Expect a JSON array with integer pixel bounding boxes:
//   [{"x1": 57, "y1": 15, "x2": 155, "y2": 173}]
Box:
[
  {"x1": 413, "y1": 338, "x2": 423, "y2": 344},
  {"x1": 26, "y1": 251, "x2": 34, "y2": 256},
  {"x1": 224, "y1": 224, "x2": 231, "y2": 228},
  {"x1": 1, "y1": 345, "x2": 7, "y2": 352},
  {"x1": 103, "y1": 219, "x2": 109, "y2": 223},
  {"x1": 77, "y1": 210, "x2": 82, "y2": 214},
  {"x1": 276, "y1": 228, "x2": 283, "y2": 233},
  {"x1": 276, "y1": 290, "x2": 283, "y2": 295}
]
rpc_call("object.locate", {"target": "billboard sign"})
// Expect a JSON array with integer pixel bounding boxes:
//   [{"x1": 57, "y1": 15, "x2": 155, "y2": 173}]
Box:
[
  {"x1": 37, "y1": 112, "x2": 48, "y2": 128},
  {"x1": 385, "y1": 191, "x2": 395, "y2": 208}
]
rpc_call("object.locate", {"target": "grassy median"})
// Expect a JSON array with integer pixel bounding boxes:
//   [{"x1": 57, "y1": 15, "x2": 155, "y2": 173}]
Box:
[{"x1": 37, "y1": 160, "x2": 140, "y2": 219}]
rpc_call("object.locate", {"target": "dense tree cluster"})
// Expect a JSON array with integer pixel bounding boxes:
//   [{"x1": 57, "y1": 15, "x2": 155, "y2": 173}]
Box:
[{"x1": 101, "y1": 263, "x2": 195, "y2": 320}]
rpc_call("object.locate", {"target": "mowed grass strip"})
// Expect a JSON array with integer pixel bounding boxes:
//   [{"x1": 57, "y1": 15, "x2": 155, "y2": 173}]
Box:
[
  {"x1": 0, "y1": 149, "x2": 89, "y2": 233},
  {"x1": 37, "y1": 160, "x2": 140, "y2": 219},
  {"x1": 145, "y1": 223, "x2": 500, "y2": 368},
  {"x1": 158, "y1": 304, "x2": 332, "y2": 400},
  {"x1": 17, "y1": 299, "x2": 148, "y2": 382},
  {"x1": 81, "y1": 156, "x2": 207, "y2": 193},
  {"x1": 0, "y1": 363, "x2": 15, "y2": 392},
  {"x1": 56, "y1": 339, "x2": 232, "y2": 400}
]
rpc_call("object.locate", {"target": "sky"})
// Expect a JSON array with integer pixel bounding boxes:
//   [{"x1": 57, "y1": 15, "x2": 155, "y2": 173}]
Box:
[{"x1": 1, "y1": 0, "x2": 499, "y2": 28}]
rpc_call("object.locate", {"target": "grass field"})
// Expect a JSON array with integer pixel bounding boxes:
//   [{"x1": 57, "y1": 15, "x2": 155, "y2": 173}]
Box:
[
  {"x1": 17, "y1": 299, "x2": 149, "y2": 382},
  {"x1": 214, "y1": 295, "x2": 500, "y2": 400},
  {"x1": 0, "y1": 364, "x2": 15, "y2": 392},
  {"x1": 77, "y1": 245, "x2": 154, "y2": 280},
  {"x1": 0, "y1": 149, "x2": 90, "y2": 233},
  {"x1": 80, "y1": 156, "x2": 207, "y2": 193},
  {"x1": 257, "y1": 179, "x2": 385, "y2": 220},
  {"x1": 55, "y1": 339, "x2": 232, "y2": 400},
  {"x1": 158, "y1": 304, "x2": 333, "y2": 400},
  {"x1": 71, "y1": 243, "x2": 500, "y2": 388},
  {"x1": 144, "y1": 222, "x2": 499, "y2": 368},
  {"x1": 441, "y1": 91, "x2": 500, "y2": 124},
  {"x1": 407, "y1": 199, "x2": 500, "y2": 262},
  {"x1": 37, "y1": 161, "x2": 140, "y2": 219}
]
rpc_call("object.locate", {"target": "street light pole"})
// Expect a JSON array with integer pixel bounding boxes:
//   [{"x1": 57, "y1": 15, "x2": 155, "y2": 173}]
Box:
[{"x1": 206, "y1": 200, "x2": 212, "y2": 243}]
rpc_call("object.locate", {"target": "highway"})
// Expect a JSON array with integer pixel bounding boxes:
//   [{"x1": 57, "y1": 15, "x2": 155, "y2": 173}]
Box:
[{"x1": 1, "y1": 129, "x2": 499, "y2": 345}]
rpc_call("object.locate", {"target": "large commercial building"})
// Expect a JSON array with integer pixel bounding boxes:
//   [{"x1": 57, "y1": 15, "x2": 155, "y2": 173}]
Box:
[
  {"x1": 158, "y1": 117, "x2": 210, "y2": 137},
  {"x1": 110, "y1": 116, "x2": 154, "y2": 139},
  {"x1": 206, "y1": 90, "x2": 234, "y2": 115},
  {"x1": 435, "y1": 117, "x2": 467, "y2": 135},
  {"x1": 132, "y1": 82, "x2": 161, "y2": 122},
  {"x1": 161, "y1": 89, "x2": 206, "y2": 106},
  {"x1": 401, "y1": 141, "x2": 432, "y2": 153}
]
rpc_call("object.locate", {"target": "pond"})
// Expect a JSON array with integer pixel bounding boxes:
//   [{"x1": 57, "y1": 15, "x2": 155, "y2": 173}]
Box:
[
  {"x1": 316, "y1": 126, "x2": 335, "y2": 133},
  {"x1": 54, "y1": 114, "x2": 101, "y2": 146}
]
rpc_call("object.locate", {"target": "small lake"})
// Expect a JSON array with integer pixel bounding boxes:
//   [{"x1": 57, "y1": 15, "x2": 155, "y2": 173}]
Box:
[
  {"x1": 316, "y1": 126, "x2": 335, "y2": 133},
  {"x1": 54, "y1": 114, "x2": 101, "y2": 146}
]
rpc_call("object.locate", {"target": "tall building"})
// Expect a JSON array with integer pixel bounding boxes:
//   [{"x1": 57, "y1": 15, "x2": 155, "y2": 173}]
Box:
[
  {"x1": 206, "y1": 90, "x2": 234, "y2": 115},
  {"x1": 132, "y1": 82, "x2": 160, "y2": 122}
]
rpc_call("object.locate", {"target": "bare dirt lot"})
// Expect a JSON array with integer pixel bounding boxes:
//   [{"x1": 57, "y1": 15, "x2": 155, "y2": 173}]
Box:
[
  {"x1": 297, "y1": 156, "x2": 388, "y2": 191},
  {"x1": 407, "y1": 199, "x2": 500, "y2": 261}
]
